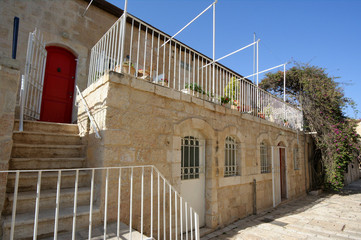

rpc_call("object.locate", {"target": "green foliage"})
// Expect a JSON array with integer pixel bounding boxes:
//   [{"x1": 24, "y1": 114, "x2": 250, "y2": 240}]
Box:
[
  {"x1": 185, "y1": 83, "x2": 213, "y2": 98},
  {"x1": 260, "y1": 64, "x2": 360, "y2": 191},
  {"x1": 224, "y1": 77, "x2": 239, "y2": 101},
  {"x1": 220, "y1": 96, "x2": 230, "y2": 104}
]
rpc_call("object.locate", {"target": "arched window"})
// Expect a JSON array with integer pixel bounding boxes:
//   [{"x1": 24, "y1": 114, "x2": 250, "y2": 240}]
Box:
[
  {"x1": 181, "y1": 136, "x2": 200, "y2": 180},
  {"x1": 224, "y1": 136, "x2": 238, "y2": 177},
  {"x1": 260, "y1": 142, "x2": 270, "y2": 173}
]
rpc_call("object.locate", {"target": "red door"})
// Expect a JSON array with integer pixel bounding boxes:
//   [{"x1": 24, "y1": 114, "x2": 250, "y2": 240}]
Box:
[{"x1": 40, "y1": 46, "x2": 76, "y2": 123}]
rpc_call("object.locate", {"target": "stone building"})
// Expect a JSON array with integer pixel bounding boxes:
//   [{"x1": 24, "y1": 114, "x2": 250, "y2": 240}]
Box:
[{"x1": 0, "y1": 0, "x2": 314, "y2": 238}]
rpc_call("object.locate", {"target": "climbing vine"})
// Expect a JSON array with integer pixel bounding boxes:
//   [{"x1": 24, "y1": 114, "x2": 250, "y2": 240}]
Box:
[{"x1": 260, "y1": 64, "x2": 360, "y2": 191}]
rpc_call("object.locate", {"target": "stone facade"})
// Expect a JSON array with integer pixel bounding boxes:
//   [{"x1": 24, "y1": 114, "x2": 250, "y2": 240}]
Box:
[
  {"x1": 78, "y1": 71, "x2": 312, "y2": 229},
  {"x1": 0, "y1": 58, "x2": 20, "y2": 227},
  {"x1": 0, "y1": 0, "x2": 118, "y2": 121}
]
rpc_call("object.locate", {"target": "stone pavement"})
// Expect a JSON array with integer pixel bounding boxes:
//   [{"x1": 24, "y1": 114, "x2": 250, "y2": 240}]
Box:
[{"x1": 202, "y1": 179, "x2": 361, "y2": 240}]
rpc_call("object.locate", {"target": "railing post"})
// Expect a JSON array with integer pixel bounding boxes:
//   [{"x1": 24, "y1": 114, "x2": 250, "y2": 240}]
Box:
[
  {"x1": 88, "y1": 169, "x2": 95, "y2": 240},
  {"x1": 10, "y1": 171, "x2": 19, "y2": 240},
  {"x1": 119, "y1": 0, "x2": 128, "y2": 73},
  {"x1": 19, "y1": 75, "x2": 26, "y2": 132},
  {"x1": 129, "y1": 167, "x2": 133, "y2": 240},
  {"x1": 150, "y1": 167, "x2": 153, "y2": 239},
  {"x1": 33, "y1": 171, "x2": 42, "y2": 240},
  {"x1": 141, "y1": 167, "x2": 144, "y2": 239},
  {"x1": 104, "y1": 168, "x2": 109, "y2": 239},
  {"x1": 72, "y1": 169, "x2": 79, "y2": 240},
  {"x1": 54, "y1": 170, "x2": 62, "y2": 240},
  {"x1": 117, "y1": 168, "x2": 121, "y2": 239}
]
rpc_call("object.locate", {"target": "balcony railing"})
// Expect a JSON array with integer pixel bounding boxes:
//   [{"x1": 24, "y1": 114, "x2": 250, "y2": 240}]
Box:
[{"x1": 88, "y1": 14, "x2": 303, "y2": 130}]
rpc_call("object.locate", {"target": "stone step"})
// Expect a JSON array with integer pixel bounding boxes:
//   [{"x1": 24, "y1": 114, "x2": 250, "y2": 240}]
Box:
[
  {"x1": 7, "y1": 171, "x2": 90, "y2": 192},
  {"x1": 41, "y1": 221, "x2": 148, "y2": 240},
  {"x1": 14, "y1": 120, "x2": 79, "y2": 135},
  {"x1": 11, "y1": 143, "x2": 85, "y2": 158},
  {"x1": 12, "y1": 131, "x2": 81, "y2": 145},
  {"x1": 3, "y1": 187, "x2": 91, "y2": 215},
  {"x1": 2, "y1": 205, "x2": 101, "y2": 240},
  {"x1": 10, "y1": 157, "x2": 85, "y2": 170}
]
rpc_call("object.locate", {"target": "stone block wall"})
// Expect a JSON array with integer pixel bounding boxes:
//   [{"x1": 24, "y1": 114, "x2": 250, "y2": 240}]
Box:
[
  {"x1": 0, "y1": 58, "x2": 20, "y2": 232},
  {"x1": 78, "y1": 72, "x2": 311, "y2": 231}
]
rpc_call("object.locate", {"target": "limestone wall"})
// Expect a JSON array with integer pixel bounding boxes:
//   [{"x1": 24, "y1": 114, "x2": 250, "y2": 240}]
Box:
[
  {"x1": 0, "y1": 0, "x2": 118, "y2": 90},
  {"x1": 78, "y1": 72, "x2": 311, "y2": 231},
  {"x1": 0, "y1": 58, "x2": 20, "y2": 229}
]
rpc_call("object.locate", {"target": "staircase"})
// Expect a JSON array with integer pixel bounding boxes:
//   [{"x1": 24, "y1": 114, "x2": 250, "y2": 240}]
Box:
[{"x1": 1, "y1": 120, "x2": 100, "y2": 239}]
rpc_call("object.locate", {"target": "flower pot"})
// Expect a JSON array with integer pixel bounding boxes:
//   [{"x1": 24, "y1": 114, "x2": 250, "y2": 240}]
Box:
[
  {"x1": 258, "y1": 113, "x2": 265, "y2": 119},
  {"x1": 122, "y1": 65, "x2": 136, "y2": 76}
]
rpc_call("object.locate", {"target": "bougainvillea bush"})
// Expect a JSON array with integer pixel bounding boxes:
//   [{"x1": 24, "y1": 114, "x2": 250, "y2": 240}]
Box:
[{"x1": 260, "y1": 64, "x2": 360, "y2": 191}]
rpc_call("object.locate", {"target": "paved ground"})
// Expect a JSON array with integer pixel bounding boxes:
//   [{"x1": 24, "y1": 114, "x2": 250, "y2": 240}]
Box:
[{"x1": 202, "y1": 179, "x2": 361, "y2": 240}]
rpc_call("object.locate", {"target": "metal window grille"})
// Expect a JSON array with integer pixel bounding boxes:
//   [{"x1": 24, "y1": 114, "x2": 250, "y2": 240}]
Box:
[
  {"x1": 260, "y1": 142, "x2": 269, "y2": 173},
  {"x1": 224, "y1": 136, "x2": 238, "y2": 177},
  {"x1": 294, "y1": 148, "x2": 299, "y2": 170},
  {"x1": 181, "y1": 136, "x2": 200, "y2": 180}
]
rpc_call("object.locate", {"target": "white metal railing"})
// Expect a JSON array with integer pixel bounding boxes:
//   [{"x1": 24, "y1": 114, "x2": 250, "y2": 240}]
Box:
[
  {"x1": 19, "y1": 29, "x2": 47, "y2": 131},
  {"x1": 87, "y1": 13, "x2": 303, "y2": 130},
  {"x1": 75, "y1": 85, "x2": 101, "y2": 139},
  {"x1": 2, "y1": 165, "x2": 200, "y2": 240}
]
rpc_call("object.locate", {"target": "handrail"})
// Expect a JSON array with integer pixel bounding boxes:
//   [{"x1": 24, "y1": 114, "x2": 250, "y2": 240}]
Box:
[
  {"x1": 18, "y1": 75, "x2": 26, "y2": 132},
  {"x1": 2, "y1": 165, "x2": 200, "y2": 240},
  {"x1": 76, "y1": 85, "x2": 101, "y2": 139}
]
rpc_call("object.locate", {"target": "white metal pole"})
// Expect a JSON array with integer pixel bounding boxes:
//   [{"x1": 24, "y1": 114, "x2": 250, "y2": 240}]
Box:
[
  {"x1": 54, "y1": 171, "x2": 62, "y2": 240},
  {"x1": 72, "y1": 170, "x2": 79, "y2": 240},
  {"x1": 253, "y1": 33, "x2": 256, "y2": 84},
  {"x1": 283, "y1": 64, "x2": 286, "y2": 102},
  {"x1": 88, "y1": 169, "x2": 95, "y2": 240},
  {"x1": 161, "y1": 1, "x2": 217, "y2": 47},
  {"x1": 212, "y1": 1, "x2": 215, "y2": 98},
  {"x1": 283, "y1": 64, "x2": 286, "y2": 120},
  {"x1": 256, "y1": 40, "x2": 259, "y2": 86},
  {"x1": 10, "y1": 171, "x2": 20, "y2": 240},
  {"x1": 201, "y1": 41, "x2": 257, "y2": 69},
  {"x1": 119, "y1": 0, "x2": 128, "y2": 73}
]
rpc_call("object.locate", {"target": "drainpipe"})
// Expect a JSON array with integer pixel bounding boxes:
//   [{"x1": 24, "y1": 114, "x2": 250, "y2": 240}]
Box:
[{"x1": 12, "y1": 17, "x2": 19, "y2": 59}]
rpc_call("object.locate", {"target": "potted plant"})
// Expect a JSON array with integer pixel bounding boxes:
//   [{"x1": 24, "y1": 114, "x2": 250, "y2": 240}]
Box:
[
  {"x1": 231, "y1": 100, "x2": 239, "y2": 110},
  {"x1": 264, "y1": 104, "x2": 273, "y2": 121},
  {"x1": 221, "y1": 96, "x2": 231, "y2": 108},
  {"x1": 258, "y1": 111, "x2": 265, "y2": 119},
  {"x1": 122, "y1": 60, "x2": 135, "y2": 76},
  {"x1": 283, "y1": 119, "x2": 289, "y2": 127}
]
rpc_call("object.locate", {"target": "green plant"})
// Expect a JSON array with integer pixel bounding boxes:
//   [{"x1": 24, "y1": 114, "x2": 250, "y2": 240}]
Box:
[
  {"x1": 185, "y1": 83, "x2": 205, "y2": 95},
  {"x1": 224, "y1": 77, "x2": 239, "y2": 101},
  {"x1": 260, "y1": 63, "x2": 361, "y2": 191},
  {"x1": 221, "y1": 96, "x2": 230, "y2": 104},
  {"x1": 264, "y1": 104, "x2": 273, "y2": 118}
]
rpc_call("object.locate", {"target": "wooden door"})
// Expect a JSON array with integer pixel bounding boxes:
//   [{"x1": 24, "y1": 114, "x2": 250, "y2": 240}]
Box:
[{"x1": 40, "y1": 46, "x2": 76, "y2": 123}]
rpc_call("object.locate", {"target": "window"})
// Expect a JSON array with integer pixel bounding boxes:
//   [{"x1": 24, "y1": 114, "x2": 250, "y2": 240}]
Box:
[
  {"x1": 293, "y1": 148, "x2": 299, "y2": 170},
  {"x1": 181, "y1": 136, "x2": 200, "y2": 180},
  {"x1": 224, "y1": 136, "x2": 238, "y2": 177},
  {"x1": 260, "y1": 142, "x2": 270, "y2": 173}
]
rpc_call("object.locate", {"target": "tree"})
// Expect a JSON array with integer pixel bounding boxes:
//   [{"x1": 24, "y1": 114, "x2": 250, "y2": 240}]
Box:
[{"x1": 260, "y1": 64, "x2": 360, "y2": 191}]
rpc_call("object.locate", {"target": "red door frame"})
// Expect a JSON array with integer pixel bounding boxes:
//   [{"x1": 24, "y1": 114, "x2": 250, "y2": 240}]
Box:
[{"x1": 40, "y1": 46, "x2": 76, "y2": 123}]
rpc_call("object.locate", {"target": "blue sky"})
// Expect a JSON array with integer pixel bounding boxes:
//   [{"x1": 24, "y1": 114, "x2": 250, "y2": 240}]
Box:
[{"x1": 107, "y1": 0, "x2": 361, "y2": 118}]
